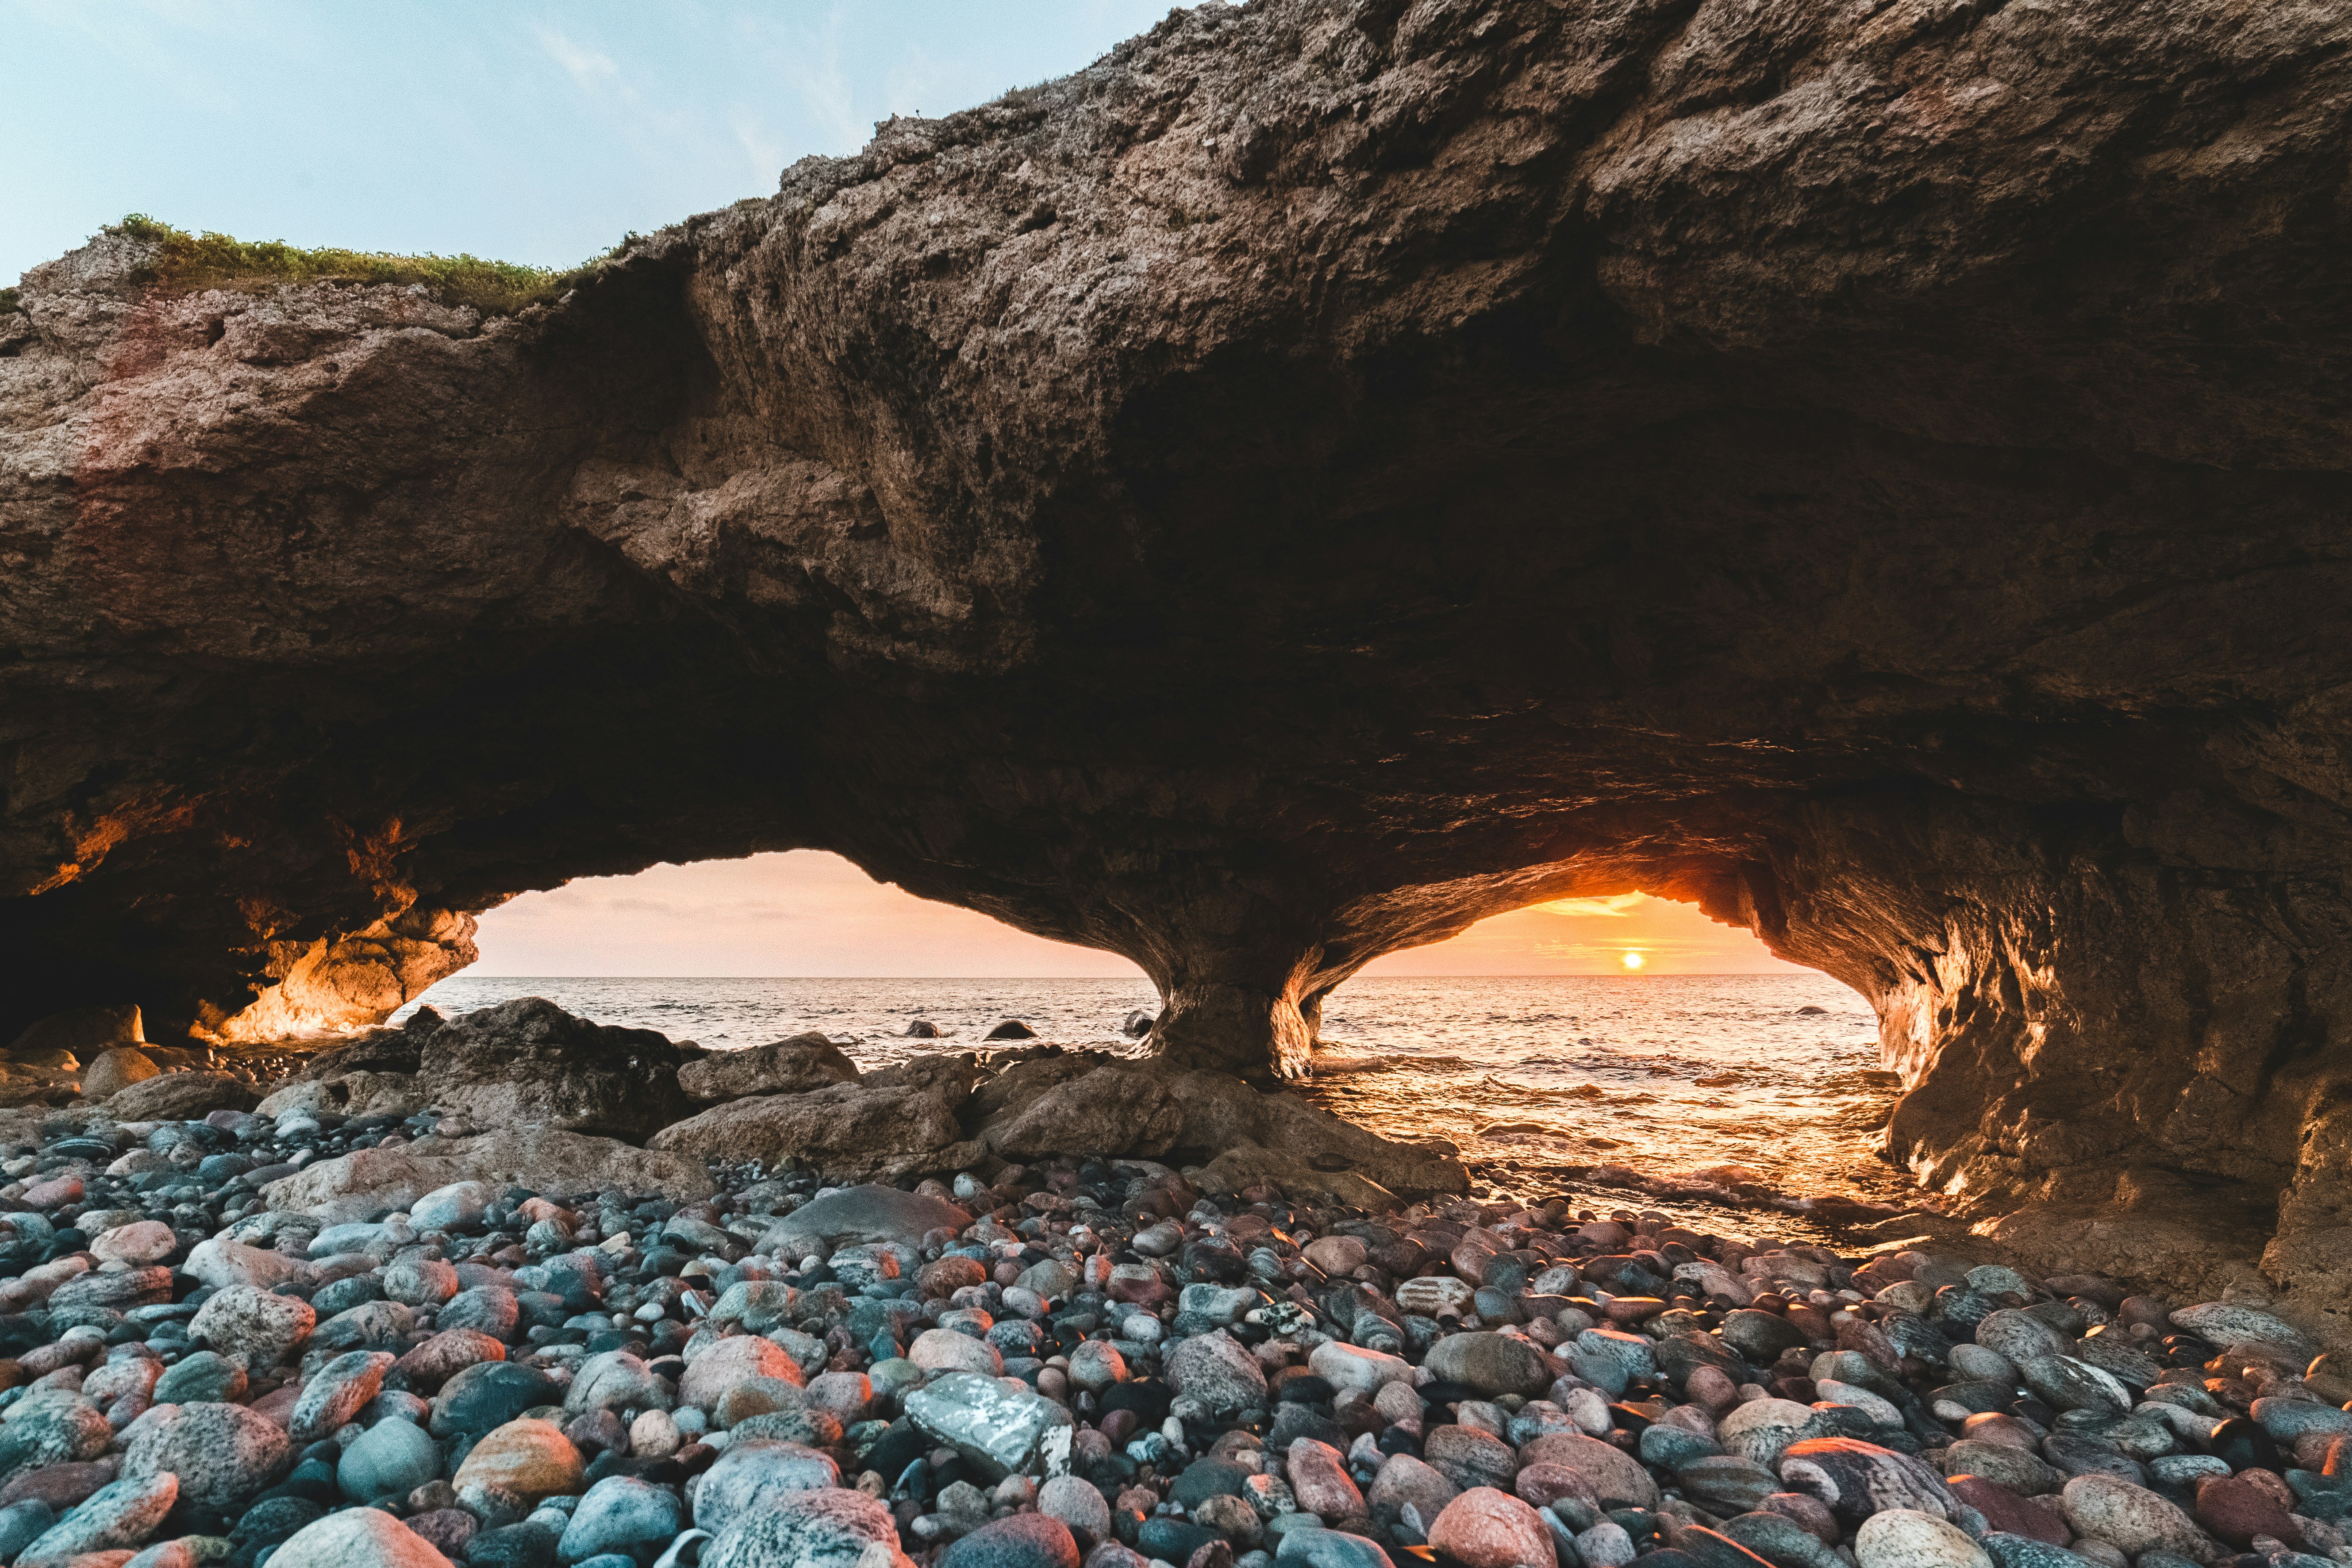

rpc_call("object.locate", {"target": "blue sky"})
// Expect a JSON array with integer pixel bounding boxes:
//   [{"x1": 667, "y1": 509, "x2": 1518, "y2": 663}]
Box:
[{"x1": 4, "y1": 0, "x2": 1171, "y2": 284}]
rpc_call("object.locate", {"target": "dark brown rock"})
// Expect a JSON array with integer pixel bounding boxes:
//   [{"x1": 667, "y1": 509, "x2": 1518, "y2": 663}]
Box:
[
  {"x1": 4, "y1": 0, "x2": 2352, "y2": 1327},
  {"x1": 415, "y1": 999, "x2": 690, "y2": 1142},
  {"x1": 2194, "y1": 1474, "x2": 2303, "y2": 1550}
]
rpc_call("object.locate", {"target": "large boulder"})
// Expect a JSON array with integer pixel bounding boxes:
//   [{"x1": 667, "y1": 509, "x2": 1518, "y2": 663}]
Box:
[
  {"x1": 414, "y1": 999, "x2": 690, "y2": 1141},
  {"x1": 677, "y1": 1033, "x2": 860, "y2": 1102},
  {"x1": 264, "y1": 1126, "x2": 714, "y2": 1222},
  {"x1": 648, "y1": 1083, "x2": 963, "y2": 1177},
  {"x1": 6, "y1": 1007, "x2": 141, "y2": 1060},
  {"x1": 971, "y1": 1056, "x2": 1465, "y2": 1197},
  {"x1": 103, "y1": 1071, "x2": 258, "y2": 1121},
  {"x1": 753, "y1": 1184, "x2": 971, "y2": 1257}
]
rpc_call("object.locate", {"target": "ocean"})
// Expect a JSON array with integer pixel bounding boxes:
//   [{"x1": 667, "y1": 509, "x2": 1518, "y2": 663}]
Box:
[{"x1": 394, "y1": 972, "x2": 1913, "y2": 1236}]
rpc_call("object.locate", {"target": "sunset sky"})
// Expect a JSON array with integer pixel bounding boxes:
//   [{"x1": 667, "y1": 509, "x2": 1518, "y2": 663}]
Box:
[{"x1": 469, "y1": 851, "x2": 1807, "y2": 977}]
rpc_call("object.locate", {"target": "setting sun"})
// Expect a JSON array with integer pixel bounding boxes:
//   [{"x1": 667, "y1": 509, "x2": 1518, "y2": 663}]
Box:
[{"x1": 1622, "y1": 951, "x2": 1646, "y2": 969}]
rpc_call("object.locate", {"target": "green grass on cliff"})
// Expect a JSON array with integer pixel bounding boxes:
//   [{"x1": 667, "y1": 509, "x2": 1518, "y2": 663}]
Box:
[
  {"x1": 109, "y1": 214, "x2": 603, "y2": 315},
  {"x1": 0, "y1": 288, "x2": 19, "y2": 315}
]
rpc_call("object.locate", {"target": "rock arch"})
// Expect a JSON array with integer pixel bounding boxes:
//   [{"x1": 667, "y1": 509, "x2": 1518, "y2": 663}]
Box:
[{"x1": 4, "y1": 0, "x2": 2351, "y2": 1333}]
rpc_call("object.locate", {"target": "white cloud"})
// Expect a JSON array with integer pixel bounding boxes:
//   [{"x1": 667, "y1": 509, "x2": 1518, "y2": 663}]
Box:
[{"x1": 535, "y1": 24, "x2": 620, "y2": 92}]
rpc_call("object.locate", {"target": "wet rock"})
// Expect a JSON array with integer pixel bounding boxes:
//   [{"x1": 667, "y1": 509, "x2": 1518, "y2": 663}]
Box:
[
  {"x1": 906, "y1": 1370, "x2": 1075, "y2": 1480},
  {"x1": 152, "y1": 1352, "x2": 245, "y2": 1405}
]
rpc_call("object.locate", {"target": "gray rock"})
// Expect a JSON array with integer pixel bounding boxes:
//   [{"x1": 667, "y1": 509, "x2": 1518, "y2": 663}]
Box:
[
  {"x1": 312, "y1": 1277, "x2": 390, "y2": 1321},
  {"x1": 2251, "y1": 1396, "x2": 2352, "y2": 1442},
  {"x1": 189, "y1": 1284, "x2": 315, "y2": 1368},
  {"x1": 0, "y1": 1391, "x2": 111, "y2": 1483},
  {"x1": 1040, "y1": 1474, "x2": 1113, "y2": 1542},
  {"x1": 385, "y1": 1257, "x2": 461, "y2": 1308},
  {"x1": 1853, "y1": 1509, "x2": 1992, "y2": 1568},
  {"x1": 1972, "y1": 1311, "x2": 2070, "y2": 1367},
  {"x1": 1274, "y1": 1527, "x2": 1395, "y2": 1568},
  {"x1": 707, "y1": 1281, "x2": 799, "y2": 1336},
  {"x1": 1178, "y1": 1284, "x2": 1261, "y2": 1326},
  {"x1": 410, "y1": 1180, "x2": 494, "y2": 1231},
  {"x1": 2017, "y1": 1357, "x2": 2130, "y2": 1416},
  {"x1": 120, "y1": 1400, "x2": 293, "y2": 1508},
  {"x1": 938, "y1": 1514, "x2": 1080, "y2": 1568},
  {"x1": 565, "y1": 1350, "x2": 671, "y2": 1414},
  {"x1": 1937, "y1": 1440, "x2": 2063, "y2": 1496},
  {"x1": 2056, "y1": 1476, "x2": 2213, "y2": 1559},
  {"x1": 0, "y1": 1502, "x2": 56, "y2": 1565},
  {"x1": 677, "y1": 1034, "x2": 859, "y2": 1102},
  {"x1": 434, "y1": 1362, "x2": 563, "y2": 1439},
  {"x1": 1166, "y1": 1333, "x2": 1271, "y2": 1415},
  {"x1": 754, "y1": 1185, "x2": 970, "y2": 1258},
  {"x1": 440, "y1": 1286, "x2": 522, "y2": 1339},
  {"x1": 1978, "y1": 1535, "x2": 2088, "y2": 1568},
  {"x1": 1676, "y1": 1457, "x2": 1781, "y2": 1515},
  {"x1": 14, "y1": 1472, "x2": 178, "y2": 1567},
  {"x1": 558, "y1": 1476, "x2": 682, "y2": 1564},
  {"x1": 1426, "y1": 1332, "x2": 1555, "y2": 1398},
  {"x1": 906, "y1": 1371, "x2": 1076, "y2": 1480},
  {"x1": 691, "y1": 1439, "x2": 841, "y2": 1536},
  {"x1": 266, "y1": 1506, "x2": 454, "y2": 1568},
  {"x1": 2166, "y1": 1303, "x2": 2318, "y2": 1359},
  {"x1": 1514, "y1": 1434, "x2": 1656, "y2": 1510},
  {"x1": 1776, "y1": 1440, "x2": 1957, "y2": 1528},
  {"x1": 290, "y1": 1349, "x2": 396, "y2": 1441},
  {"x1": 701, "y1": 1488, "x2": 911, "y2": 1568},
  {"x1": 339, "y1": 1411, "x2": 442, "y2": 1503},
  {"x1": 1717, "y1": 1510, "x2": 1844, "y2": 1568}
]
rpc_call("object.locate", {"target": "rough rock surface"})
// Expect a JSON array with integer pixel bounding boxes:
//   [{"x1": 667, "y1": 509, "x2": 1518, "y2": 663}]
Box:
[
  {"x1": 5, "y1": 0, "x2": 2352, "y2": 1323},
  {"x1": 262, "y1": 1126, "x2": 716, "y2": 1219},
  {"x1": 674, "y1": 1031, "x2": 860, "y2": 1102},
  {"x1": 411, "y1": 998, "x2": 690, "y2": 1141}
]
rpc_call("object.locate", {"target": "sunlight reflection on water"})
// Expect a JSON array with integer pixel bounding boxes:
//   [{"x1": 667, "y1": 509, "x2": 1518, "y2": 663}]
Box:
[{"x1": 396, "y1": 972, "x2": 1906, "y2": 1224}]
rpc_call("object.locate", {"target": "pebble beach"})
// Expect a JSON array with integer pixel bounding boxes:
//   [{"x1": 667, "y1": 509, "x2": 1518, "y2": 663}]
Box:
[{"x1": 0, "y1": 1041, "x2": 2343, "y2": 1568}]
